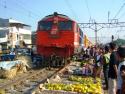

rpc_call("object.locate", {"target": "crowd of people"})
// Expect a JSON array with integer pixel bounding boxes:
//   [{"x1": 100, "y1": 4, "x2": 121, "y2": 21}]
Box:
[{"x1": 84, "y1": 43, "x2": 125, "y2": 94}]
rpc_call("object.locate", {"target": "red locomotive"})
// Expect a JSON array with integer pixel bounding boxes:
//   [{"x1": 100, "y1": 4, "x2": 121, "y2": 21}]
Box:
[{"x1": 36, "y1": 12, "x2": 83, "y2": 67}]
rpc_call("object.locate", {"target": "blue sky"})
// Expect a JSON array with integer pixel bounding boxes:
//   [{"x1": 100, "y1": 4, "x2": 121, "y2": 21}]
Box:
[{"x1": 0, "y1": 0, "x2": 125, "y2": 43}]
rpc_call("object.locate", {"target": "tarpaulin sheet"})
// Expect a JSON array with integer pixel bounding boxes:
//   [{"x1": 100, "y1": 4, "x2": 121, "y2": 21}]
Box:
[{"x1": 0, "y1": 60, "x2": 21, "y2": 70}]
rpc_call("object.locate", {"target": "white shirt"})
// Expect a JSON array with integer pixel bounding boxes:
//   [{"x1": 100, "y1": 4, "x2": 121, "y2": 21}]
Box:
[
  {"x1": 117, "y1": 61, "x2": 125, "y2": 89},
  {"x1": 10, "y1": 52, "x2": 15, "y2": 55}
]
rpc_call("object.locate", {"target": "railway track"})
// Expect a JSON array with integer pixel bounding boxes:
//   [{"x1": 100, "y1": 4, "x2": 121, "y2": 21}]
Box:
[{"x1": 0, "y1": 62, "x2": 70, "y2": 94}]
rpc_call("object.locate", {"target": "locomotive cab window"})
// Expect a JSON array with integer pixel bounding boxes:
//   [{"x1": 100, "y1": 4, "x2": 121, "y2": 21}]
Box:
[
  {"x1": 38, "y1": 21, "x2": 53, "y2": 31},
  {"x1": 58, "y1": 21, "x2": 72, "y2": 31}
]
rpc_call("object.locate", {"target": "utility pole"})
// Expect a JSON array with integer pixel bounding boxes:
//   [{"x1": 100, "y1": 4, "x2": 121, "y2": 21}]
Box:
[
  {"x1": 94, "y1": 22, "x2": 97, "y2": 44},
  {"x1": 79, "y1": 20, "x2": 125, "y2": 45},
  {"x1": 108, "y1": 11, "x2": 110, "y2": 23},
  {"x1": 111, "y1": 35, "x2": 114, "y2": 42}
]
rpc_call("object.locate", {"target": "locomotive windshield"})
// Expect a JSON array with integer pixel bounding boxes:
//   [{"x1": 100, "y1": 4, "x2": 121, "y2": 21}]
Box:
[
  {"x1": 38, "y1": 21, "x2": 53, "y2": 31},
  {"x1": 38, "y1": 21, "x2": 72, "y2": 31},
  {"x1": 58, "y1": 21, "x2": 72, "y2": 30}
]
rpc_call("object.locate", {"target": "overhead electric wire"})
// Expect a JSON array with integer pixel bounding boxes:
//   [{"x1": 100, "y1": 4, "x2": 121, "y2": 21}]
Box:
[
  {"x1": 113, "y1": 2, "x2": 125, "y2": 19},
  {"x1": 107, "y1": 0, "x2": 114, "y2": 22},
  {"x1": 0, "y1": 0, "x2": 38, "y2": 20},
  {"x1": 112, "y1": 1, "x2": 125, "y2": 38},
  {"x1": 15, "y1": 0, "x2": 43, "y2": 18},
  {"x1": 9, "y1": 0, "x2": 41, "y2": 18},
  {"x1": 64, "y1": 0, "x2": 80, "y2": 21},
  {"x1": 84, "y1": 0, "x2": 91, "y2": 20},
  {"x1": 118, "y1": 10, "x2": 125, "y2": 20}
]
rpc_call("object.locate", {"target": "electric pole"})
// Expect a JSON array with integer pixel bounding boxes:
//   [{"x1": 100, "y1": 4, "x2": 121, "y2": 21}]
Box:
[
  {"x1": 94, "y1": 22, "x2": 97, "y2": 44},
  {"x1": 79, "y1": 20, "x2": 125, "y2": 45}
]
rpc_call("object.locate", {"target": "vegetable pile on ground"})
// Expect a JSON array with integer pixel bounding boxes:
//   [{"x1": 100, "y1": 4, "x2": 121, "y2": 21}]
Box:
[{"x1": 44, "y1": 76, "x2": 102, "y2": 94}]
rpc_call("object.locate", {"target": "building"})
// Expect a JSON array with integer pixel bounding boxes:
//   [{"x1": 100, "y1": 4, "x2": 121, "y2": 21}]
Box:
[{"x1": 0, "y1": 18, "x2": 31, "y2": 49}]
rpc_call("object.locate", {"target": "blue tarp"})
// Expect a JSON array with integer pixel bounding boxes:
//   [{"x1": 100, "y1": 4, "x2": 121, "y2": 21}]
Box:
[
  {"x1": 1, "y1": 54, "x2": 15, "y2": 61},
  {"x1": 0, "y1": 60, "x2": 21, "y2": 70}
]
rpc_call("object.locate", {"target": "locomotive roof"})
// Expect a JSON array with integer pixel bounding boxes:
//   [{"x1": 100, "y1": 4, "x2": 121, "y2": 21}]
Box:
[{"x1": 40, "y1": 12, "x2": 73, "y2": 22}]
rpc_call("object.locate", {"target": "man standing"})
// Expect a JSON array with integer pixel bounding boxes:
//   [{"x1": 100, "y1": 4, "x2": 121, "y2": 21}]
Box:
[
  {"x1": 108, "y1": 42, "x2": 118, "y2": 94},
  {"x1": 117, "y1": 47, "x2": 125, "y2": 94},
  {"x1": 102, "y1": 45, "x2": 111, "y2": 90}
]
